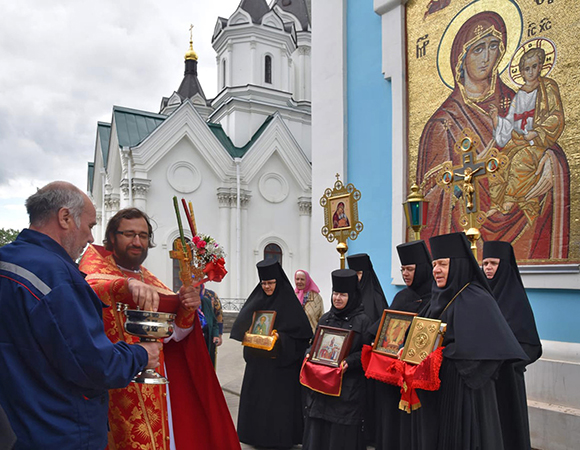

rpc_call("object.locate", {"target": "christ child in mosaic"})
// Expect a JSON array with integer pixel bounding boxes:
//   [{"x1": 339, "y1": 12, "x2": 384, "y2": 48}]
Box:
[{"x1": 489, "y1": 47, "x2": 564, "y2": 219}]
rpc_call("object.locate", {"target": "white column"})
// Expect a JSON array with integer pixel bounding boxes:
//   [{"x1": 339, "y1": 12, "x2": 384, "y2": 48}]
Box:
[
  {"x1": 250, "y1": 40, "x2": 256, "y2": 85},
  {"x1": 374, "y1": 0, "x2": 408, "y2": 285},
  {"x1": 311, "y1": 0, "x2": 348, "y2": 306},
  {"x1": 298, "y1": 196, "x2": 312, "y2": 271},
  {"x1": 281, "y1": 49, "x2": 288, "y2": 91},
  {"x1": 132, "y1": 178, "x2": 151, "y2": 212},
  {"x1": 217, "y1": 188, "x2": 232, "y2": 299},
  {"x1": 241, "y1": 200, "x2": 249, "y2": 297}
]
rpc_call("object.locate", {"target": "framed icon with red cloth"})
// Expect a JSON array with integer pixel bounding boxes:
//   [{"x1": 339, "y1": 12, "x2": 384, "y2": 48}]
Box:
[
  {"x1": 372, "y1": 309, "x2": 417, "y2": 357},
  {"x1": 309, "y1": 325, "x2": 353, "y2": 368},
  {"x1": 402, "y1": 317, "x2": 447, "y2": 365}
]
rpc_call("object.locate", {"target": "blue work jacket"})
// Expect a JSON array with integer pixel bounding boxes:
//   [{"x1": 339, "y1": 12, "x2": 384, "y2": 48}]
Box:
[{"x1": 0, "y1": 229, "x2": 147, "y2": 450}]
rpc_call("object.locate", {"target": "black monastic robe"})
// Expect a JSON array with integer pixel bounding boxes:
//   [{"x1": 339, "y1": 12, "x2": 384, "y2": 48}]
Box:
[{"x1": 231, "y1": 261, "x2": 312, "y2": 449}]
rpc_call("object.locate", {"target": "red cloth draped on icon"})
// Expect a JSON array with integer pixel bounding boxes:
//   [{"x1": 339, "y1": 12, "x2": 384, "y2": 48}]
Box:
[
  {"x1": 362, "y1": 345, "x2": 444, "y2": 412},
  {"x1": 300, "y1": 357, "x2": 345, "y2": 397}
]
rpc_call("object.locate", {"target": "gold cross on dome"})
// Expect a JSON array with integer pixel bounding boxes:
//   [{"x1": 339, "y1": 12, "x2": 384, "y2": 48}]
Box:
[{"x1": 189, "y1": 24, "x2": 194, "y2": 41}]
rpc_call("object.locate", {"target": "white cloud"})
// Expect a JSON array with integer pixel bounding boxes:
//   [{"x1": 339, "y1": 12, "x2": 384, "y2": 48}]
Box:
[{"x1": 0, "y1": 0, "x2": 241, "y2": 227}]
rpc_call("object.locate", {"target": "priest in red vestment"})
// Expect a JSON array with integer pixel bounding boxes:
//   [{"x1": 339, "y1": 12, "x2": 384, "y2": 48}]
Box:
[{"x1": 79, "y1": 207, "x2": 240, "y2": 450}]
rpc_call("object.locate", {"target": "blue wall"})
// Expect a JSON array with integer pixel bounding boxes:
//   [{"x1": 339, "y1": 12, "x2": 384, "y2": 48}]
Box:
[
  {"x1": 344, "y1": 0, "x2": 579, "y2": 343},
  {"x1": 345, "y1": 0, "x2": 401, "y2": 302},
  {"x1": 528, "y1": 289, "x2": 580, "y2": 343}
]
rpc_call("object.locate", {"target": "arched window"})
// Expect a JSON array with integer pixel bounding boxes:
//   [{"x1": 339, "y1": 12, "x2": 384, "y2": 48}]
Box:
[
  {"x1": 264, "y1": 243, "x2": 282, "y2": 265},
  {"x1": 222, "y1": 59, "x2": 227, "y2": 89},
  {"x1": 264, "y1": 55, "x2": 272, "y2": 84}
]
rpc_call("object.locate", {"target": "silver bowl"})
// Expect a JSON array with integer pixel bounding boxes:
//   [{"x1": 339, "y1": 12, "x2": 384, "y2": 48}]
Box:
[
  {"x1": 124, "y1": 310, "x2": 176, "y2": 340},
  {"x1": 119, "y1": 305, "x2": 177, "y2": 385}
]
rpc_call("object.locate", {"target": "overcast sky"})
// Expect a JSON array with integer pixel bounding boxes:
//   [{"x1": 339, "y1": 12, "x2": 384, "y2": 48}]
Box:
[{"x1": 0, "y1": 0, "x2": 241, "y2": 230}]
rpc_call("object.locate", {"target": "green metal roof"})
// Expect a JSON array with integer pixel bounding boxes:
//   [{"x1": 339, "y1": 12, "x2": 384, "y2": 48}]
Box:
[
  {"x1": 113, "y1": 106, "x2": 167, "y2": 148},
  {"x1": 208, "y1": 115, "x2": 274, "y2": 158},
  {"x1": 97, "y1": 122, "x2": 111, "y2": 169}
]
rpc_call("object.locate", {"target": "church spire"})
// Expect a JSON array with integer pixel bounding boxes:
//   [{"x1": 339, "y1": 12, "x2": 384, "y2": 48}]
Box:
[
  {"x1": 177, "y1": 25, "x2": 206, "y2": 102},
  {"x1": 184, "y1": 24, "x2": 198, "y2": 61}
]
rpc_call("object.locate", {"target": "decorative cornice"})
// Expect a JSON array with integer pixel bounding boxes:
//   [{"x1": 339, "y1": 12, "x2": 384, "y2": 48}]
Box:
[
  {"x1": 132, "y1": 178, "x2": 151, "y2": 199},
  {"x1": 104, "y1": 193, "x2": 120, "y2": 209},
  {"x1": 119, "y1": 178, "x2": 151, "y2": 200},
  {"x1": 216, "y1": 186, "x2": 252, "y2": 208},
  {"x1": 297, "y1": 196, "x2": 312, "y2": 216},
  {"x1": 373, "y1": 0, "x2": 408, "y2": 16}
]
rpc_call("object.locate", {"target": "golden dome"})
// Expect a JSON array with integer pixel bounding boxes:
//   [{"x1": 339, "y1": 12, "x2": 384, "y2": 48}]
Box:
[{"x1": 185, "y1": 40, "x2": 198, "y2": 61}]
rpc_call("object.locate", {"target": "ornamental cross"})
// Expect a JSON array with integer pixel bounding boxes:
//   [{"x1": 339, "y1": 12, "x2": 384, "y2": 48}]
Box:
[
  {"x1": 435, "y1": 129, "x2": 505, "y2": 257},
  {"x1": 453, "y1": 152, "x2": 485, "y2": 213},
  {"x1": 437, "y1": 130, "x2": 498, "y2": 217}
]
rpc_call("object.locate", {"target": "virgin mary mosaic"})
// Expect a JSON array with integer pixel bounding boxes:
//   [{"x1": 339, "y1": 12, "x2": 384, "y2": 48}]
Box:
[{"x1": 407, "y1": 0, "x2": 577, "y2": 263}]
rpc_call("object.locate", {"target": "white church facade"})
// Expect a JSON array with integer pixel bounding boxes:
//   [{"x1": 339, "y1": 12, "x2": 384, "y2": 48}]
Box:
[{"x1": 87, "y1": 0, "x2": 312, "y2": 306}]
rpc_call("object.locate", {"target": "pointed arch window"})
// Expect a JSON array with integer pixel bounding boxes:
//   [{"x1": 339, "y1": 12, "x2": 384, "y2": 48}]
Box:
[
  {"x1": 265, "y1": 55, "x2": 272, "y2": 84},
  {"x1": 264, "y1": 243, "x2": 282, "y2": 265}
]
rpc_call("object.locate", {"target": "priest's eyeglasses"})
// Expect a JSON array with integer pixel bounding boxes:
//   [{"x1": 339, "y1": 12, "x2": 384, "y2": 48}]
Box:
[{"x1": 116, "y1": 230, "x2": 150, "y2": 240}]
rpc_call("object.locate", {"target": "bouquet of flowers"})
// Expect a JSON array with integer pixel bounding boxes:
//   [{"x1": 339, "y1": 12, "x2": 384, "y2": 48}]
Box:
[
  {"x1": 171, "y1": 196, "x2": 228, "y2": 287},
  {"x1": 189, "y1": 234, "x2": 227, "y2": 284}
]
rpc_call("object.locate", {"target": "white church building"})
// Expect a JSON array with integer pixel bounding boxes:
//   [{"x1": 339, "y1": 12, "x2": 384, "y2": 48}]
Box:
[{"x1": 87, "y1": 0, "x2": 312, "y2": 306}]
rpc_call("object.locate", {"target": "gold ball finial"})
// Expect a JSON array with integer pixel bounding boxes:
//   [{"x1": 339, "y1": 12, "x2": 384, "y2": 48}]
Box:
[{"x1": 185, "y1": 24, "x2": 198, "y2": 61}]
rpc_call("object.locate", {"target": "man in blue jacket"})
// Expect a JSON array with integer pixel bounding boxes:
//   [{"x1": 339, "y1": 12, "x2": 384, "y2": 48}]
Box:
[{"x1": 0, "y1": 181, "x2": 160, "y2": 450}]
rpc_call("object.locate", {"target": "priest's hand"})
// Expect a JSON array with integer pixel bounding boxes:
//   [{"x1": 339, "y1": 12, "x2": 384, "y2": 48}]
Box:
[
  {"x1": 179, "y1": 285, "x2": 201, "y2": 311},
  {"x1": 138, "y1": 341, "x2": 162, "y2": 369},
  {"x1": 127, "y1": 278, "x2": 160, "y2": 312},
  {"x1": 213, "y1": 335, "x2": 223, "y2": 347},
  {"x1": 341, "y1": 360, "x2": 348, "y2": 373}
]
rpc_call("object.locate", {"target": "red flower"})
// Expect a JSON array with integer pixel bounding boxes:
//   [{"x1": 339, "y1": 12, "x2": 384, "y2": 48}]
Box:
[{"x1": 199, "y1": 240, "x2": 207, "y2": 248}]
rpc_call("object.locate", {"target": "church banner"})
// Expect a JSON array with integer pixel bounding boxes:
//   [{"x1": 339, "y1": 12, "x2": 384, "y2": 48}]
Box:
[{"x1": 406, "y1": 0, "x2": 578, "y2": 263}]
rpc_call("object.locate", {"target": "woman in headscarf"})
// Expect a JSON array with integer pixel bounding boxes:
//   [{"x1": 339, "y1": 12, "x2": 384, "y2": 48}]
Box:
[
  {"x1": 302, "y1": 269, "x2": 372, "y2": 450},
  {"x1": 391, "y1": 240, "x2": 433, "y2": 314},
  {"x1": 373, "y1": 240, "x2": 432, "y2": 450},
  {"x1": 417, "y1": 232, "x2": 528, "y2": 450},
  {"x1": 483, "y1": 240, "x2": 542, "y2": 450},
  {"x1": 295, "y1": 269, "x2": 324, "y2": 333},
  {"x1": 416, "y1": 10, "x2": 569, "y2": 260},
  {"x1": 231, "y1": 260, "x2": 312, "y2": 449}
]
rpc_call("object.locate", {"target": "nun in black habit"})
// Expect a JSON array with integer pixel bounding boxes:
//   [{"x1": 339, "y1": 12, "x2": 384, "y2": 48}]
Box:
[
  {"x1": 231, "y1": 260, "x2": 312, "y2": 449},
  {"x1": 373, "y1": 240, "x2": 432, "y2": 450},
  {"x1": 303, "y1": 269, "x2": 372, "y2": 450},
  {"x1": 416, "y1": 232, "x2": 528, "y2": 450},
  {"x1": 391, "y1": 240, "x2": 433, "y2": 313},
  {"x1": 483, "y1": 240, "x2": 542, "y2": 450},
  {"x1": 347, "y1": 253, "x2": 389, "y2": 445},
  {"x1": 347, "y1": 253, "x2": 389, "y2": 323}
]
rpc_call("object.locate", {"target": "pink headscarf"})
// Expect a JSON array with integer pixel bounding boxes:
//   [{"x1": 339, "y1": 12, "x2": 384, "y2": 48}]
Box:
[{"x1": 294, "y1": 270, "x2": 320, "y2": 305}]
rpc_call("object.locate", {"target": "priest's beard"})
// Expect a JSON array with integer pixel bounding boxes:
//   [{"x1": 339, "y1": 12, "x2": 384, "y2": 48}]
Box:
[{"x1": 113, "y1": 243, "x2": 148, "y2": 270}]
